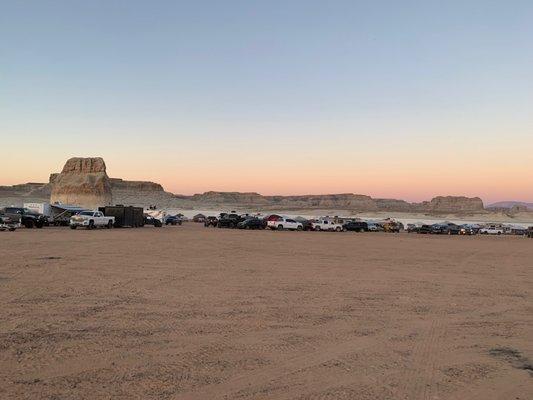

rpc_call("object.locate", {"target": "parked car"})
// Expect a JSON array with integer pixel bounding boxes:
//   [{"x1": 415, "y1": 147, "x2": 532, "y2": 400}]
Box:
[
  {"x1": 165, "y1": 215, "x2": 182, "y2": 226},
  {"x1": 237, "y1": 218, "x2": 264, "y2": 230},
  {"x1": 192, "y1": 214, "x2": 206, "y2": 223},
  {"x1": 406, "y1": 224, "x2": 420, "y2": 233},
  {"x1": 417, "y1": 224, "x2": 433, "y2": 234},
  {"x1": 267, "y1": 217, "x2": 303, "y2": 231},
  {"x1": 299, "y1": 220, "x2": 314, "y2": 231},
  {"x1": 218, "y1": 213, "x2": 243, "y2": 228},
  {"x1": 70, "y1": 211, "x2": 115, "y2": 229},
  {"x1": 312, "y1": 219, "x2": 344, "y2": 232},
  {"x1": 479, "y1": 225, "x2": 504, "y2": 235},
  {"x1": 367, "y1": 222, "x2": 384, "y2": 232},
  {"x1": 144, "y1": 215, "x2": 163, "y2": 227},
  {"x1": 445, "y1": 223, "x2": 461, "y2": 235},
  {"x1": 1, "y1": 207, "x2": 47, "y2": 228},
  {"x1": 382, "y1": 221, "x2": 401, "y2": 233},
  {"x1": 204, "y1": 216, "x2": 218, "y2": 227},
  {"x1": 459, "y1": 224, "x2": 477, "y2": 235},
  {"x1": 0, "y1": 213, "x2": 18, "y2": 231},
  {"x1": 343, "y1": 221, "x2": 369, "y2": 232}
]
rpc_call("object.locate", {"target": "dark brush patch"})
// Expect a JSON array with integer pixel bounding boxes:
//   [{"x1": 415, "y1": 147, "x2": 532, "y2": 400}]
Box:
[{"x1": 489, "y1": 347, "x2": 533, "y2": 375}]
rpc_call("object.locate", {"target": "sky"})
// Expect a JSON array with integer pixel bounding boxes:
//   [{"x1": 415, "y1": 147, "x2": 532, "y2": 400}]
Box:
[{"x1": 1, "y1": 0, "x2": 532, "y2": 204}]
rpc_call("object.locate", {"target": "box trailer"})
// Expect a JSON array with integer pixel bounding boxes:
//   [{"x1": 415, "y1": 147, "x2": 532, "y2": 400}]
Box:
[
  {"x1": 23, "y1": 202, "x2": 52, "y2": 218},
  {"x1": 99, "y1": 206, "x2": 144, "y2": 228}
]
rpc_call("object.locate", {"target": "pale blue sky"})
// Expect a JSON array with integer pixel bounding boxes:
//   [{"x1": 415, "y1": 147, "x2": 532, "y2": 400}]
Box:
[{"x1": 1, "y1": 1, "x2": 532, "y2": 202}]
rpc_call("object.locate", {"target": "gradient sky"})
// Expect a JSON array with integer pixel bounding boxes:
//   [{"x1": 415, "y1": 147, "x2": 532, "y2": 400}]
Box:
[{"x1": 1, "y1": 1, "x2": 532, "y2": 204}]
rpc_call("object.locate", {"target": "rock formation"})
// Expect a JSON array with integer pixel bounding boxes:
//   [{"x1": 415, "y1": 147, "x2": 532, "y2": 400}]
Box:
[
  {"x1": 50, "y1": 157, "x2": 113, "y2": 208},
  {"x1": 415, "y1": 196, "x2": 485, "y2": 214},
  {"x1": 0, "y1": 157, "x2": 501, "y2": 216}
]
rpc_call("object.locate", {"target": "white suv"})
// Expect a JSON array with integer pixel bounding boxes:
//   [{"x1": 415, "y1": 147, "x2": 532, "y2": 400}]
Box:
[
  {"x1": 311, "y1": 219, "x2": 344, "y2": 232},
  {"x1": 267, "y1": 218, "x2": 303, "y2": 231},
  {"x1": 479, "y1": 225, "x2": 504, "y2": 235}
]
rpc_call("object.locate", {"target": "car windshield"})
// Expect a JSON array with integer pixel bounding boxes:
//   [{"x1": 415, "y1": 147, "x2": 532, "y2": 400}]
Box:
[{"x1": 78, "y1": 211, "x2": 94, "y2": 216}]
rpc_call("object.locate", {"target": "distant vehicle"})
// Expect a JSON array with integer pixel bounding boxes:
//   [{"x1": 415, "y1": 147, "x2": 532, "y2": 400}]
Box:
[
  {"x1": 406, "y1": 224, "x2": 420, "y2": 233},
  {"x1": 165, "y1": 215, "x2": 182, "y2": 226},
  {"x1": 192, "y1": 214, "x2": 207, "y2": 223},
  {"x1": 1, "y1": 207, "x2": 47, "y2": 228},
  {"x1": 204, "y1": 216, "x2": 218, "y2": 227},
  {"x1": 267, "y1": 217, "x2": 303, "y2": 231},
  {"x1": 459, "y1": 224, "x2": 477, "y2": 235},
  {"x1": 144, "y1": 215, "x2": 163, "y2": 227},
  {"x1": 445, "y1": 223, "x2": 461, "y2": 235},
  {"x1": 367, "y1": 222, "x2": 384, "y2": 232},
  {"x1": 218, "y1": 213, "x2": 243, "y2": 228},
  {"x1": 382, "y1": 221, "x2": 401, "y2": 233},
  {"x1": 0, "y1": 213, "x2": 18, "y2": 231},
  {"x1": 417, "y1": 224, "x2": 433, "y2": 234},
  {"x1": 528, "y1": 227, "x2": 533, "y2": 238},
  {"x1": 343, "y1": 221, "x2": 368, "y2": 232},
  {"x1": 237, "y1": 218, "x2": 264, "y2": 230},
  {"x1": 70, "y1": 211, "x2": 115, "y2": 229},
  {"x1": 479, "y1": 225, "x2": 504, "y2": 235},
  {"x1": 312, "y1": 219, "x2": 344, "y2": 232},
  {"x1": 505, "y1": 226, "x2": 527, "y2": 236},
  {"x1": 430, "y1": 224, "x2": 449, "y2": 234}
]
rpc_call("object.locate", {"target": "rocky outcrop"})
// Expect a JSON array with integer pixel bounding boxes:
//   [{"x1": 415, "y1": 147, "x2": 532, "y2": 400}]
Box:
[
  {"x1": 50, "y1": 157, "x2": 113, "y2": 208},
  {"x1": 190, "y1": 192, "x2": 271, "y2": 205},
  {"x1": 266, "y1": 194, "x2": 378, "y2": 210},
  {"x1": 184, "y1": 192, "x2": 485, "y2": 214},
  {"x1": 109, "y1": 178, "x2": 178, "y2": 207},
  {"x1": 415, "y1": 196, "x2": 484, "y2": 214}
]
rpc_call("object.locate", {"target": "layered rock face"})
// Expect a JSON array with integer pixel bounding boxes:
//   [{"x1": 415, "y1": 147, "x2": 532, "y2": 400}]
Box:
[
  {"x1": 415, "y1": 196, "x2": 484, "y2": 214},
  {"x1": 50, "y1": 157, "x2": 113, "y2": 208},
  {"x1": 109, "y1": 178, "x2": 177, "y2": 207}
]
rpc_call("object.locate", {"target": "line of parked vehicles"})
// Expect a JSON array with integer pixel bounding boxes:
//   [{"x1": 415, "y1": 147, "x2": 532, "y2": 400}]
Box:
[
  {"x1": 2, "y1": 205, "x2": 532, "y2": 238},
  {"x1": 0, "y1": 204, "x2": 185, "y2": 231},
  {"x1": 199, "y1": 212, "x2": 533, "y2": 237}
]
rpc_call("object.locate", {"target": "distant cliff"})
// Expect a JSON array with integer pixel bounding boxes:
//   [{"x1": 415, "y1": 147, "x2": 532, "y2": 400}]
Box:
[{"x1": 184, "y1": 191, "x2": 485, "y2": 214}]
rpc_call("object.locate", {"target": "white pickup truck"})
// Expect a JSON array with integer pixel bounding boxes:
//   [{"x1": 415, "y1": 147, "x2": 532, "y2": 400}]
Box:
[
  {"x1": 479, "y1": 225, "x2": 504, "y2": 235},
  {"x1": 267, "y1": 217, "x2": 303, "y2": 231},
  {"x1": 70, "y1": 211, "x2": 115, "y2": 229},
  {"x1": 311, "y1": 219, "x2": 344, "y2": 232}
]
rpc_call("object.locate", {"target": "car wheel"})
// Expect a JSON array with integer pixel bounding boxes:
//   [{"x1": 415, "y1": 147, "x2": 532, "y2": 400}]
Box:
[
  {"x1": 335, "y1": 227, "x2": 342, "y2": 232},
  {"x1": 24, "y1": 220, "x2": 34, "y2": 229},
  {"x1": 277, "y1": 225, "x2": 284, "y2": 231},
  {"x1": 297, "y1": 225, "x2": 303, "y2": 231},
  {"x1": 315, "y1": 226, "x2": 321, "y2": 231},
  {"x1": 107, "y1": 220, "x2": 113, "y2": 229},
  {"x1": 87, "y1": 220, "x2": 94, "y2": 230},
  {"x1": 70, "y1": 225, "x2": 77, "y2": 230}
]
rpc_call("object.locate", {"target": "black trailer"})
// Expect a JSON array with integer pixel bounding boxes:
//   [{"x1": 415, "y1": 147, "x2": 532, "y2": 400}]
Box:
[{"x1": 99, "y1": 206, "x2": 144, "y2": 228}]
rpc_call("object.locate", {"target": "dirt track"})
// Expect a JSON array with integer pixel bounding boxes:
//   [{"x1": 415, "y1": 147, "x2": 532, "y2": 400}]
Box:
[{"x1": 1, "y1": 224, "x2": 532, "y2": 399}]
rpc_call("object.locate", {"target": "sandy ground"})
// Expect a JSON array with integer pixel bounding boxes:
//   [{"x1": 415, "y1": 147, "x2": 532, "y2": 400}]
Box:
[{"x1": 0, "y1": 224, "x2": 532, "y2": 400}]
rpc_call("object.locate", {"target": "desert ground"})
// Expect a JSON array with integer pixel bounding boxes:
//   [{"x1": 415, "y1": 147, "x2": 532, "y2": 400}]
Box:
[{"x1": 0, "y1": 224, "x2": 532, "y2": 399}]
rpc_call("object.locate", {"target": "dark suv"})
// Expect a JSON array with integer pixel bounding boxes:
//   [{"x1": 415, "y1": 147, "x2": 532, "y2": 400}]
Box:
[
  {"x1": 204, "y1": 216, "x2": 218, "y2": 227},
  {"x1": 343, "y1": 221, "x2": 368, "y2": 232},
  {"x1": 1, "y1": 207, "x2": 47, "y2": 228},
  {"x1": 165, "y1": 215, "x2": 182, "y2": 226},
  {"x1": 237, "y1": 218, "x2": 264, "y2": 230},
  {"x1": 217, "y1": 213, "x2": 243, "y2": 228}
]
